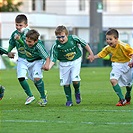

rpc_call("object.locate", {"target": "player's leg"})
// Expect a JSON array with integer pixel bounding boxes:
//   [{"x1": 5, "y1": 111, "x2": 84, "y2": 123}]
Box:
[
  {"x1": 32, "y1": 60, "x2": 47, "y2": 106},
  {"x1": 125, "y1": 86, "x2": 132, "y2": 104},
  {"x1": 123, "y1": 68, "x2": 132, "y2": 104},
  {"x1": 17, "y1": 58, "x2": 34, "y2": 104},
  {"x1": 71, "y1": 58, "x2": 81, "y2": 104},
  {"x1": 63, "y1": 85, "x2": 73, "y2": 106},
  {"x1": 59, "y1": 62, "x2": 72, "y2": 106},
  {"x1": 110, "y1": 63, "x2": 126, "y2": 106}
]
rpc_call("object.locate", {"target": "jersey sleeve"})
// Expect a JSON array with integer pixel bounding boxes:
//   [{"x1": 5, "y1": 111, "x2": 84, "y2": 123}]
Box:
[
  {"x1": 36, "y1": 41, "x2": 49, "y2": 59},
  {"x1": 72, "y1": 35, "x2": 87, "y2": 48},
  {"x1": 0, "y1": 47, "x2": 8, "y2": 55},
  {"x1": 124, "y1": 44, "x2": 133, "y2": 56},
  {"x1": 97, "y1": 47, "x2": 110, "y2": 58},
  {"x1": 50, "y1": 42, "x2": 58, "y2": 63},
  {"x1": 8, "y1": 32, "x2": 16, "y2": 52}
]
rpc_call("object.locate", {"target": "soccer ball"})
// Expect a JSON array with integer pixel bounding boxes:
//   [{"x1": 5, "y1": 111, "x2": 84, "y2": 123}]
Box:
[{"x1": 0, "y1": 85, "x2": 5, "y2": 100}]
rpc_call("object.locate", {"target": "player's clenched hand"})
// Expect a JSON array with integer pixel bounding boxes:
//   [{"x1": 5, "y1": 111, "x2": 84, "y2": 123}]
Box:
[
  {"x1": 8, "y1": 52, "x2": 16, "y2": 58},
  {"x1": 128, "y1": 62, "x2": 133, "y2": 68},
  {"x1": 42, "y1": 63, "x2": 49, "y2": 71}
]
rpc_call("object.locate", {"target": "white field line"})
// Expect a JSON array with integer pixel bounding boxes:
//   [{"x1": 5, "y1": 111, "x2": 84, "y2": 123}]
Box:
[{"x1": 1, "y1": 120, "x2": 133, "y2": 125}]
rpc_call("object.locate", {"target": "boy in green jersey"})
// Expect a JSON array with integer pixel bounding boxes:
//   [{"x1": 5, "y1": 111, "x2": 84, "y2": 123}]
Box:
[
  {"x1": 89, "y1": 29, "x2": 133, "y2": 106},
  {"x1": 0, "y1": 47, "x2": 15, "y2": 100},
  {"x1": 8, "y1": 14, "x2": 35, "y2": 105},
  {"x1": 49, "y1": 25, "x2": 94, "y2": 106},
  {"x1": 25, "y1": 29, "x2": 50, "y2": 106}
]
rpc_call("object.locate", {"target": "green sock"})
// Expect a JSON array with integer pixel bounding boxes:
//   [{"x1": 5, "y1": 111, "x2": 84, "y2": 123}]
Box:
[
  {"x1": 113, "y1": 84, "x2": 124, "y2": 100},
  {"x1": 64, "y1": 85, "x2": 72, "y2": 101},
  {"x1": 73, "y1": 82, "x2": 80, "y2": 94},
  {"x1": 19, "y1": 80, "x2": 33, "y2": 97},
  {"x1": 125, "y1": 86, "x2": 132, "y2": 98},
  {"x1": 34, "y1": 79, "x2": 46, "y2": 99}
]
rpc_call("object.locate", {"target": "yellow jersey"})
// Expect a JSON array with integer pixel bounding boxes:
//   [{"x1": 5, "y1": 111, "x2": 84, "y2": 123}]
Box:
[{"x1": 97, "y1": 41, "x2": 133, "y2": 63}]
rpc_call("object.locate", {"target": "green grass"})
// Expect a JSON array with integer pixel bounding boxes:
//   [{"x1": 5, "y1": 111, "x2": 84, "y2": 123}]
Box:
[{"x1": 0, "y1": 67, "x2": 133, "y2": 133}]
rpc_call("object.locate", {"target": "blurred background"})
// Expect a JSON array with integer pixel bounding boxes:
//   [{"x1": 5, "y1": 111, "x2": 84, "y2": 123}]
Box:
[{"x1": 0, "y1": 0, "x2": 133, "y2": 68}]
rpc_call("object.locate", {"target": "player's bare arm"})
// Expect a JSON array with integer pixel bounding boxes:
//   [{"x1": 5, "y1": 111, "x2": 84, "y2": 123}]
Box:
[
  {"x1": 85, "y1": 44, "x2": 94, "y2": 62},
  {"x1": 94, "y1": 55, "x2": 99, "y2": 59}
]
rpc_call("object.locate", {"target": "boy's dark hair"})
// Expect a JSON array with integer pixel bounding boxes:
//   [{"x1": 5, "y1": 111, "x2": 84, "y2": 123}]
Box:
[
  {"x1": 26, "y1": 29, "x2": 40, "y2": 41},
  {"x1": 106, "y1": 28, "x2": 119, "y2": 39},
  {"x1": 15, "y1": 14, "x2": 28, "y2": 24},
  {"x1": 55, "y1": 25, "x2": 69, "y2": 36}
]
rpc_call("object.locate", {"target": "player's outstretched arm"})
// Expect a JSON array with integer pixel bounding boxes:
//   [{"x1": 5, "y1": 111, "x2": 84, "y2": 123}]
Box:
[
  {"x1": 85, "y1": 44, "x2": 94, "y2": 62},
  {"x1": 94, "y1": 55, "x2": 99, "y2": 59}
]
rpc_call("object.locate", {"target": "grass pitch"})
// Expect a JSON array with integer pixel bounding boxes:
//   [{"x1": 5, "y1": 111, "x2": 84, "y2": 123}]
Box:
[{"x1": 0, "y1": 67, "x2": 133, "y2": 133}]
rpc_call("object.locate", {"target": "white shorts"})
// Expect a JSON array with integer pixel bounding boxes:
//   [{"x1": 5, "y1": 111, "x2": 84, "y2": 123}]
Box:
[
  {"x1": 27, "y1": 59, "x2": 44, "y2": 81},
  {"x1": 17, "y1": 57, "x2": 28, "y2": 78},
  {"x1": 110, "y1": 62, "x2": 132, "y2": 87},
  {"x1": 59, "y1": 57, "x2": 81, "y2": 86}
]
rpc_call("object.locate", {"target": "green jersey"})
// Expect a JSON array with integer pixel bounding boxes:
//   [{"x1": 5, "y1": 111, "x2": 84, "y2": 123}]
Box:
[
  {"x1": 24, "y1": 40, "x2": 49, "y2": 62},
  {"x1": 8, "y1": 29, "x2": 29, "y2": 59},
  {"x1": 0, "y1": 47, "x2": 8, "y2": 55},
  {"x1": 50, "y1": 35, "x2": 87, "y2": 62}
]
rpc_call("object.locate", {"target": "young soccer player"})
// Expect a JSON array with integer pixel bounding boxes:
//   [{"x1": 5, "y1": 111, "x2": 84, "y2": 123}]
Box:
[
  {"x1": 49, "y1": 25, "x2": 94, "y2": 106},
  {"x1": 0, "y1": 47, "x2": 15, "y2": 100},
  {"x1": 89, "y1": 28, "x2": 133, "y2": 106},
  {"x1": 7, "y1": 14, "x2": 35, "y2": 105},
  {"x1": 24, "y1": 29, "x2": 50, "y2": 106}
]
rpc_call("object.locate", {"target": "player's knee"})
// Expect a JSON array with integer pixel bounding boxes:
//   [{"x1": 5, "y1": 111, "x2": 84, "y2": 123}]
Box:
[
  {"x1": 34, "y1": 78, "x2": 41, "y2": 82},
  {"x1": 18, "y1": 77, "x2": 25, "y2": 82},
  {"x1": 110, "y1": 79, "x2": 117, "y2": 86},
  {"x1": 73, "y1": 81, "x2": 79, "y2": 85},
  {"x1": 64, "y1": 85, "x2": 70, "y2": 87}
]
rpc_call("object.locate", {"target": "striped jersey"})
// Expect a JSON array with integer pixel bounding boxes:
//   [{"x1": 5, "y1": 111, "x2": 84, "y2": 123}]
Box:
[
  {"x1": 0, "y1": 47, "x2": 8, "y2": 55},
  {"x1": 8, "y1": 28, "x2": 29, "y2": 59},
  {"x1": 50, "y1": 35, "x2": 87, "y2": 62},
  {"x1": 97, "y1": 40, "x2": 133, "y2": 63},
  {"x1": 24, "y1": 40, "x2": 49, "y2": 62}
]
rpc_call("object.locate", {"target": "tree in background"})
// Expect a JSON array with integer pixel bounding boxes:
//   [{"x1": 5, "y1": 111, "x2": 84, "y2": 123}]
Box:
[{"x1": 0, "y1": 0, "x2": 23, "y2": 12}]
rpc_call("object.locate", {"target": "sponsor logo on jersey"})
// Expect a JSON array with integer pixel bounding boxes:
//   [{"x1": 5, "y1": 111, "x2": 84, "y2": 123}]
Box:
[
  {"x1": 25, "y1": 51, "x2": 33, "y2": 58},
  {"x1": 18, "y1": 47, "x2": 25, "y2": 54},
  {"x1": 65, "y1": 52, "x2": 76, "y2": 60}
]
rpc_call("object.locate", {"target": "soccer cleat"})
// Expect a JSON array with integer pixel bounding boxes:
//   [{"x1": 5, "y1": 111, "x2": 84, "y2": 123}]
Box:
[
  {"x1": 38, "y1": 98, "x2": 47, "y2": 107},
  {"x1": 66, "y1": 101, "x2": 73, "y2": 107},
  {"x1": 125, "y1": 97, "x2": 131, "y2": 105},
  {"x1": 0, "y1": 86, "x2": 5, "y2": 100},
  {"x1": 75, "y1": 93, "x2": 81, "y2": 104},
  {"x1": 25, "y1": 96, "x2": 35, "y2": 105},
  {"x1": 116, "y1": 99, "x2": 127, "y2": 106}
]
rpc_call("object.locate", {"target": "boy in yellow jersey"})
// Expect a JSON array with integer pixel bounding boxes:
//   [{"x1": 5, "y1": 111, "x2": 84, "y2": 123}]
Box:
[{"x1": 88, "y1": 28, "x2": 133, "y2": 106}]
